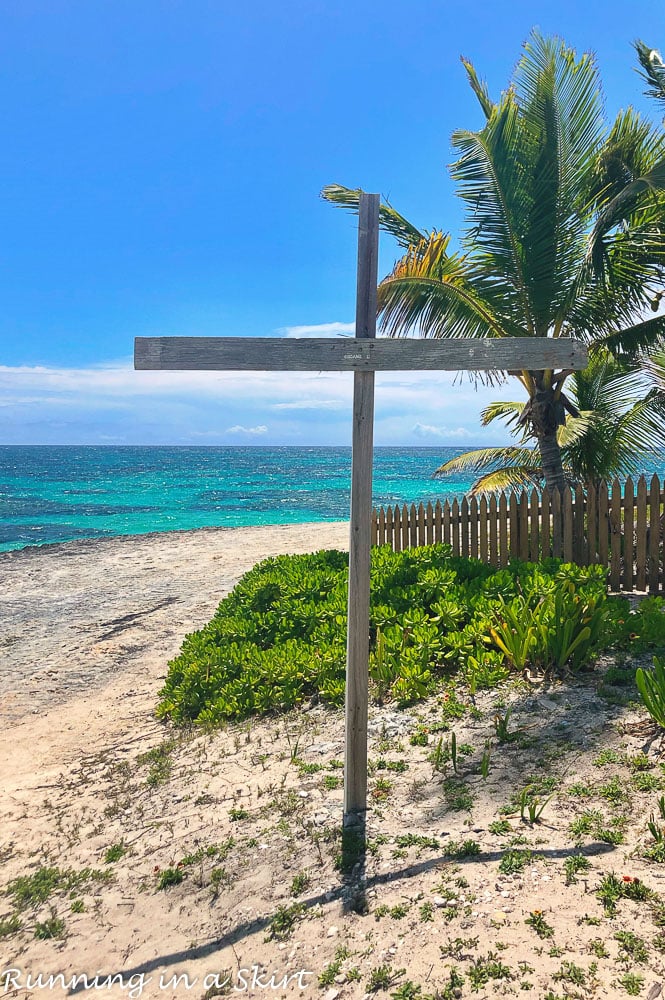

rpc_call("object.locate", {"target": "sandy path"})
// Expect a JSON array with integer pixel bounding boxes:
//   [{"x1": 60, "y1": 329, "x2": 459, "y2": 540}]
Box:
[
  {"x1": 0, "y1": 522, "x2": 349, "y2": 863},
  {"x1": 0, "y1": 523, "x2": 349, "y2": 727}
]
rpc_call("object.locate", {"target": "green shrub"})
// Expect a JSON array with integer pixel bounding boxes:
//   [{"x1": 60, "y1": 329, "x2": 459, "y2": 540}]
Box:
[{"x1": 156, "y1": 547, "x2": 628, "y2": 725}]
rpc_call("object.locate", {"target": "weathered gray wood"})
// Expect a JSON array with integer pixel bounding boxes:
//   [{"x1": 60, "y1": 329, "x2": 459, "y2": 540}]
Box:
[
  {"x1": 135, "y1": 335, "x2": 588, "y2": 372},
  {"x1": 344, "y1": 193, "x2": 379, "y2": 827}
]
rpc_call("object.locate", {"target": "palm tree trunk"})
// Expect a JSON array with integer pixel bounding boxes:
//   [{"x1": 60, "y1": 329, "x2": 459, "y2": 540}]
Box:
[
  {"x1": 535, "y1": 428, "x2": 566, "y2": 492},
  {"x1": 529, "y1": 379, "x2": 566, "y2": 492}
]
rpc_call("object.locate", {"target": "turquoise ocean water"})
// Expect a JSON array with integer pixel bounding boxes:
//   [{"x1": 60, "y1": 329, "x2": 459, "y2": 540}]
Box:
[
  {"x1": 3, "y1": 445, "x2": 665, "y2": 555},
  {"x1": 0, "y1": 445, "x2": 483, "y2": 553}
]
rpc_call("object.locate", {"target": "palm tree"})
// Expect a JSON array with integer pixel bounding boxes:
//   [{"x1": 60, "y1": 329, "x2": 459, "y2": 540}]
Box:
[
  {"x1": 635, "y1": 40, "x2": 665, "y2": 121},
  {"x1": 323, "y1": 32, "x2": 665, "y2": 491},
  {"x1": 435, "y1": 349, "x2": 665, "y2": 492}
]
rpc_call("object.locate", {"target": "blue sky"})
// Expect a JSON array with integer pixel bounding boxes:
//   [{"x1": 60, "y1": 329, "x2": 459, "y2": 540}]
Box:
[{"x1": 0, "y1": 0, "x2": 663, "y2": 445}]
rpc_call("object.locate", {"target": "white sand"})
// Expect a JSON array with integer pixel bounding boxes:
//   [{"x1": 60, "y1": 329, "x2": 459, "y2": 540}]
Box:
[{"x1": 1, "y1": 524, "x2": 662, "y2": 999}]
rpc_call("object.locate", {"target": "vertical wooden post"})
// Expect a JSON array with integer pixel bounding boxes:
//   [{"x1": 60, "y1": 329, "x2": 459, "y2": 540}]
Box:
[{"x1": 344, "y1": 192, "x2": 379, "y2": 829}]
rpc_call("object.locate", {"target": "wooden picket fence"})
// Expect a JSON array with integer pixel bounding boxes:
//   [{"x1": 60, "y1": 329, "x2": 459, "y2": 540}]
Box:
[{"x1": 371, "y1": 475, "x2": 665, "y2": 594}]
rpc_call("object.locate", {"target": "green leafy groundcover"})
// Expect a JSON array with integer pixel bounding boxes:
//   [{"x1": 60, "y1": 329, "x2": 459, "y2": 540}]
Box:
[{"x1": 157, "y1": 545, "x2": 662, "y2": 726}]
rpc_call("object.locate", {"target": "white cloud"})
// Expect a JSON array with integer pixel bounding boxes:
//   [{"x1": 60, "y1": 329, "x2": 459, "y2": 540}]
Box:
[
  {"x1": 0, "y1": 348, "x2": 518, "y2": 445},
  {"x1": 278, "y1": 322, "x2": 355, "y2": 338},
  {"x1": 412, "y1": 423, "x2": 473, "y2": 440},
  {"x1": 226, "y1": 424, "x2": 268, "y2": 435},
  {"x1": 272, "y1": 399, "x2": 345, "y2": 411}
]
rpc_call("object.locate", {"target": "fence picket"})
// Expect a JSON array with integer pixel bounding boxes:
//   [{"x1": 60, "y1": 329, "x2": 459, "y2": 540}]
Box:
[
  {"x1": 480, "y1": 496, "x2": 488, "y2": 562},
  {"x1": 636, "y1": 477, "x2": 647, "y2": 591},
  {"x1": 407, "y1": 504, "x2": 416, "y2": 549},
  {"x1": 529, "y1": 489, "x2": 539, "y2": 561},
  {"x1": 418, "y1": 502, "x2": 426, "y2": 547},
  {"x1": 598, "y1": 482, "x2": 609, "y2": 569},
  {"x1": 562, "y1": 487, "x2": 573, "y2": 562},
  {"x1": 385, "y1": 505, "x2": 394, "y2": 550},
  {"x1": 573, "y1": 486, "x2": 585, "y2": 564},
  {"x1": 461, "y1": 497, "x2": 469, "y2": 558},
  {"x1": 489, "y1": 494, "x2": 498, "y2": 566},
  {"x1": 587, "y1": 482, "x2": 597, "y2": 564},
  {"x1": 541, "y1": 487, "x2": 551, "y2": 559},
  {"x1": 393, "y1": 505, "x2": 402, "y2": 552},
  {"x1": 469, "y1": 496, "x2": 478, "y2": 559},
  {"x1": 425, "y1": 501, "x2": 434, "y2": 546},
  {"x1": 623, "y1": 477, "x2": 634, "y2": 591},
  {"x1": 518, "y1": 491, "x2": 529, "y2": 561},
  {"x1": 509, "y1": 491, "x2": 519, "y2": 559},
  {"x1": 499, "y1": 494, "x2": 508, "y2": 567},
  {"x1": 443, "y1": 500, "x2": 451, "y2": 548},
  {"x1": 610, "y1": 479, "x2": 621, "y2": 591},
  {"x1": 552, "y1": 488, "x2": 562, "y2": 558},
  {"x1": 451, "y1": 499, "x2": 460, "y2": 557},
  {"x1": 650, "y1": 474, "x2": 660, "y2": 594},
  {"x1": 434, "y1": 500, "x2": 442, "y2": 544}
]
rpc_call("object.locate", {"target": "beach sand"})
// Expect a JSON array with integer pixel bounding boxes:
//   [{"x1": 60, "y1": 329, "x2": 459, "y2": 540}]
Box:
[{"x1": 1, "y1": 524, "x2": 663, "y2": 999}]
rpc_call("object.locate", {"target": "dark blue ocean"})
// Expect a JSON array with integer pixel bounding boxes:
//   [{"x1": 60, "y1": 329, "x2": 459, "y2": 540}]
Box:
[{"x1": 0, "y1": 445, "x2": 492, "y2": 553}]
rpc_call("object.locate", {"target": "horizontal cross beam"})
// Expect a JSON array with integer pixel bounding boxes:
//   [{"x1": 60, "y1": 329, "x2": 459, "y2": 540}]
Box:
[{"x1": 134, "y1": 336, "x2": 587, "y2": 372}]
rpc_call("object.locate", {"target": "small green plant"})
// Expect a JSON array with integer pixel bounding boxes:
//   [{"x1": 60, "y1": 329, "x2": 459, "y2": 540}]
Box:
[
  {"x1": 138, "y1": 739, "x2": 176, "y2": 786},
  {"x1": 493, "y1": 708, "x2": 514, "y2": 743},
  {"x1": 525, "y1": 910, "x2": 554, "y2": 938},
  {"x1": 614, "y1": 931, "x2": 648, "y2": 964},
  {"x1": 616, "y1": 972, "x2": 645, "y2": 996},
  {"x1": 519, "y1": 788, "x2": 552, "y2": 824},
  {"x1": 395, "y1": 833, "x2": 440, "y2": 851},
  {"x1": 480, "y1": 741, "x2": 491, "y2": 779},
  {"x1": 391, "y1": 983, "x2": 426, "y2": 1000},
  {"x1": 468, "y1": 952, "x2": 512, "y2": 990},
  {"x1": 372, "y1": 777, "x2": 393, "y2": 801},
  {"x1": 265, "y1": 902, "x2": 304, "y2": 941},
  {"x1": 419, "y1": 900, "x2": 434, "y2": 922},
  {"x1": 596, "y1": 873, "x2": 653, "y2": 916},
  {"x1": 157, "y1": 867, "x2": 184, "y2": 890},
  {"x1": 489, "y1": 819, "x2": 511, "y2": 836},
  {"x1": 564, "y1": 854, "x2": 591, "y2": 885},
  {"x1": 34, "y1": 912, "x2": 66, "y2": 939},
  {"x1": 7, "y1": 865, "x2": 110, "y2": 910},
  {"x1": 632, "y1": 772, "x2": 661, "y2": 792},
  {"x1": 318, "y1": 956, "x2": 343, "y2": 987},
  {"x1": 444, "y1": 839, "x2": 481, "y2": 859},
  {"x1": 636, "y1": 656, "x2": 665, "y2": 728},
  {"x1": 70, "y1": 898, "x2": 84, "y2": 913},
  {"x1": 588, "y1": 938, "x2": 609, "y2": 958},
  {"x1": 553, "y1": 961, "x2": 586, "y2": 987},
  {"x1": 290, "y1": 871, "x2": 311, "y2": 896},
  {"x1": 593, "y1": 748, "x2": 622, "y2": 766},
  {"x1": 0, "y1": 914, "x2": 21, "y2": 937},
  {"x1": 229, "y1": 807, "x2": 249, "y2": 821},
  {"x1": 499, "y1": 848, "x2": 532, "y2": 874},
  {"x1": 443, "y1": 778, "x2": 474, "y2": 811},
  {"x1": 104, "y1": 842, "x2": 127, "y2": 864},
  {"x1": 366, "y1": 965, "x2": 405, "y2": 993}
]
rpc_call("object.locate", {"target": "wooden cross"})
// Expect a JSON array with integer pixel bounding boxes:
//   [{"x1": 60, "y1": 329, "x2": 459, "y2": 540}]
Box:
[{"x1": 135, "y1": 193, "x2": 588, "y2": 831}]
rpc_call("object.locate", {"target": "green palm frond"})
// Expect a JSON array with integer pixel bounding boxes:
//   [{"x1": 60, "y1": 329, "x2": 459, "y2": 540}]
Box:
[
  {"x1": 435, "y1": 445, "x2": 540, "y2": 477},
  {"x1": 556, "y1": 411, "x2": 595, "y2": 447},
  {"x1": 600, "y1": 314, "x2": 665, "y2": 358},
  {"x1": 460, "y1": 57, "x2": 495, "y2": 119},
  {"x1": 320, "y1": 185, "x2": 426, "y2": 249},
  {"x1": 634, "y1": 40, "x2": 665, "y2": 115},
  {"x1": 471, "y1": 466, "x2": 545, "y2": 493},
  {"x1": 480, "y1": 401, "x2": 526, "y2": 428},
  {"x1": 378, "y1": 233, "x2": 508, "y2": 339}
]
